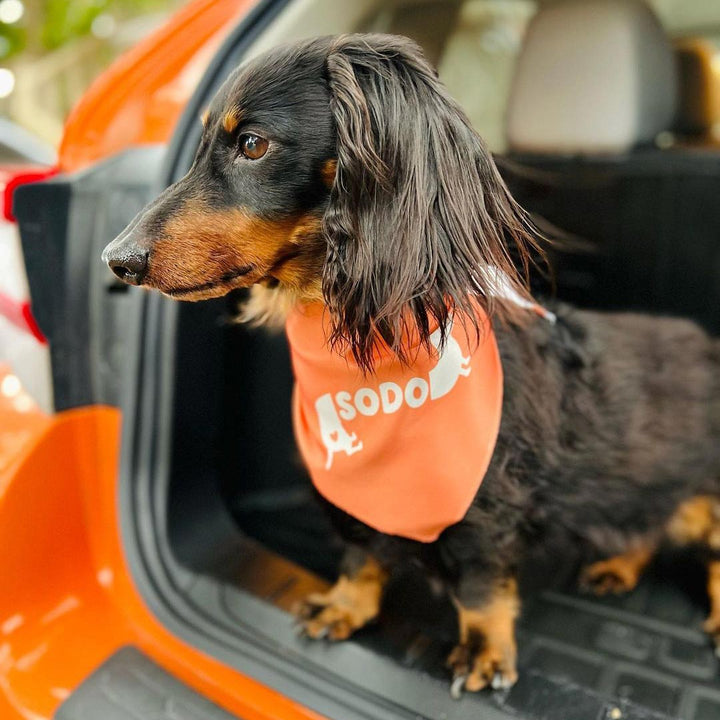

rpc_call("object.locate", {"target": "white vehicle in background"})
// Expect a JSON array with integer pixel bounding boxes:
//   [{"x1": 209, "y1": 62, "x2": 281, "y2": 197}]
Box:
[{"x1": 0, "y1": 118, "x2": 56, "y2": 412}]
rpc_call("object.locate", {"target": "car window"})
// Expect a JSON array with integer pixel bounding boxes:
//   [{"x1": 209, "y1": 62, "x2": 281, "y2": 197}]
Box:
[
  {"x1": 368, "y1": 0, "x2": 536, "y2": 152},
  {"x1": 436, "y1": 1, "x2": 535, "y2": 152},
  {"x1": 649, "y1": 0, "x2": 720, "y2": 39}
]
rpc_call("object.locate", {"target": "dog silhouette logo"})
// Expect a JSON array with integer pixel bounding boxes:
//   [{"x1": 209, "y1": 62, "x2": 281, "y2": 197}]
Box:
[
  {"x1": 428, "y1": 319, "x2": 471, "y2": 399},
  {"x1": 315, "y1": 318, "x2": 473, "y2": 469},
  {"x1": 314, "y1": 393, "x2": 363, "y2": 469}
]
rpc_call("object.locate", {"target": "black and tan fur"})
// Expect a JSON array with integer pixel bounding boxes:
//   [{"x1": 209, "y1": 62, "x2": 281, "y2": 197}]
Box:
[{"x1": 102, "y1": 34, "x2": 720, "y2": 692}]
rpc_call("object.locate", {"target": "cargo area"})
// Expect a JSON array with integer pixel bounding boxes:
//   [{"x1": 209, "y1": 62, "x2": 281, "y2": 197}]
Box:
[{"x1": 150, "y1": 255, "x2": 720, "y2": 720}]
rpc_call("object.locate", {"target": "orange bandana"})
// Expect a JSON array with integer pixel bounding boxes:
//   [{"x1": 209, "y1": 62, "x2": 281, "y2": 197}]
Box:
[{"x1": 286, "y1": 304, "x2": 504, "y2": 542}]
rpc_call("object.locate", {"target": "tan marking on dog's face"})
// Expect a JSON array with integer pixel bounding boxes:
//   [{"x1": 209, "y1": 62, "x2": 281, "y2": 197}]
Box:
[
  {"x1": 200, "y1": 109, "x2": 210, "y2": 126},
  {"x1": 222, "y1": 107, "x2": 242, "y2": 133},
  {"x1": 143, "y1": 202, "x2": 324, "y2": 302},
  {"x1": 321, "y1": 158, "x2": 337, "y2": 188},
  {"x1": 269, "y1": 214, "x2": 325, "y2": 292}
]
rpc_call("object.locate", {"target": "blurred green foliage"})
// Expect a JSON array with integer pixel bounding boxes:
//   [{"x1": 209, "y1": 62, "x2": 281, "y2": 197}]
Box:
[
  {"x1": 0, "y1": 19, "x2": 22, "y2": 58},
  {"x1": 0, "y1": 0, "x2": 172, "y2": 60}
]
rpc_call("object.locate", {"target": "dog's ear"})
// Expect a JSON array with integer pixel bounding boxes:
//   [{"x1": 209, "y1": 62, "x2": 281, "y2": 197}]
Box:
[{"x1": 322, "y1": 34, "x2": 542, "y2": 372}]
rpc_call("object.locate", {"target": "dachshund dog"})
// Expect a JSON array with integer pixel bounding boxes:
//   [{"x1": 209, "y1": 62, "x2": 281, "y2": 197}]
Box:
[{"x1": 103, "y1": 34, "x2": 720, "y2": 694}]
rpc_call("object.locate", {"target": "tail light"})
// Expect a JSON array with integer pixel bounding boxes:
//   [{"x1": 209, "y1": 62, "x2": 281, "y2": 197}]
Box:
[
  {"x1": 0, "y1": 293, "x2": 46, "y2": 343},
  {"x1": 1, "y1": 166, "x2": 56, "y2": 222}
]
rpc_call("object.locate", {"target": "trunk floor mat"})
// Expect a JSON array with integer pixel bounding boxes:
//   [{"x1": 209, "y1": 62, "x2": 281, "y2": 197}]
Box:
[{"x1": 221, "y1": 537, "x2": 720, "y2": 720}]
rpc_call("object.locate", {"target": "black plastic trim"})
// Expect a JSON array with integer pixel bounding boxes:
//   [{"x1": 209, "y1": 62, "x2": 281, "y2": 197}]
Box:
[
  {"x1": 55, "y1": 646, "x2": 242, "y2": 719},
  {"x1": 15, "y1": 146, "x2": 166, "y2": 409}
]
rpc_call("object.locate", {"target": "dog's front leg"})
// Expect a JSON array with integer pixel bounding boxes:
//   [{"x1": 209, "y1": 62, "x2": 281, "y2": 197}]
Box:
[
  {"x1": 294, "y1": 546, "x2": 388, "y2": 640},
  {"x1": 447, "y1": 574, "x2": 519, "y2": 696}
]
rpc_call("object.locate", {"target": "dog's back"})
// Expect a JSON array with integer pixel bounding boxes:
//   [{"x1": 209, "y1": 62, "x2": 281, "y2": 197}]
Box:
[{"x1": 495, "y1": 305, "x2": 720, "y2": 556}]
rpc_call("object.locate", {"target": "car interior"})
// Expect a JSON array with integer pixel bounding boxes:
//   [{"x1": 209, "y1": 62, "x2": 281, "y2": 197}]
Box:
[{"x1": 18, "y1": 1, "x2": 720, "y2": 719}]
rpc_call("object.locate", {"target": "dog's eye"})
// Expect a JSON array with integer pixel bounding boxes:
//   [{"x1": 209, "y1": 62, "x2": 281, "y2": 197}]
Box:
[{"x1": 239, "y1": 133, "x2": 268, "y2": 160}]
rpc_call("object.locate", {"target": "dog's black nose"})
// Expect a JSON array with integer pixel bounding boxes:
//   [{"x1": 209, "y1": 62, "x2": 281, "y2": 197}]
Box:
[{"x1": 107, "y1": 250, "x2": 149, "y2": 285}]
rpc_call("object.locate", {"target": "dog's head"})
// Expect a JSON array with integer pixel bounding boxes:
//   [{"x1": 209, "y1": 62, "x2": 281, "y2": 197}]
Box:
[{"x1": 103, "y1": 33, "x2": 540, "y2": 371}]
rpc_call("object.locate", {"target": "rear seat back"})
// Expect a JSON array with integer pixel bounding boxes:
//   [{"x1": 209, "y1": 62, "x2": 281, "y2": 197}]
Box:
[{"x1": 502, "y1": 0, "x2": 720, "y2": 333}]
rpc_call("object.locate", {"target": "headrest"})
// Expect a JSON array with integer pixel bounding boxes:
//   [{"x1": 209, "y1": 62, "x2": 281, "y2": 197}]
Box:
[{"x1": 506, "y1": 0, "x2": 678, "y2": 154}]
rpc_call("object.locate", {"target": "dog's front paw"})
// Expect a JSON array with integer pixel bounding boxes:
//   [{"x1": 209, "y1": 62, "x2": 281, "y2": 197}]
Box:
[
  {"x1": 580, "y1": 546, "x2": 654, "y2": 596},
  {"x1": 580, "y1": 555, "x2": 645, "y2": 596},
  {"x1": 293, "y1": 572, "x2": 383, "y2": 641},
  {"x1": 447, "y1": 636, "x2": 518, "y2": 697},
  {"x1": 449, "y1": 579, "x2": 520, "y2": 697},
  {"x1": 580, "y1": 564, "x2": 634, "y2": 595},
  {"x1": 294, "y1": 591, "x2": 367, "y2": 640}
]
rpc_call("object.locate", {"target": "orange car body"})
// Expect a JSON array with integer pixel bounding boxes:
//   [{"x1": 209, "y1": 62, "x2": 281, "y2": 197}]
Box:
[{"x1": 0, "y1": 3, "x2": 325, "y2": 718}]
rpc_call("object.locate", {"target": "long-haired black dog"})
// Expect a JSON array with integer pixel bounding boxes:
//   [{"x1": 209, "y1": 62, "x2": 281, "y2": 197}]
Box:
[{"x1": 103, "y1": 34, "x2": 720, "y2": 693}]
